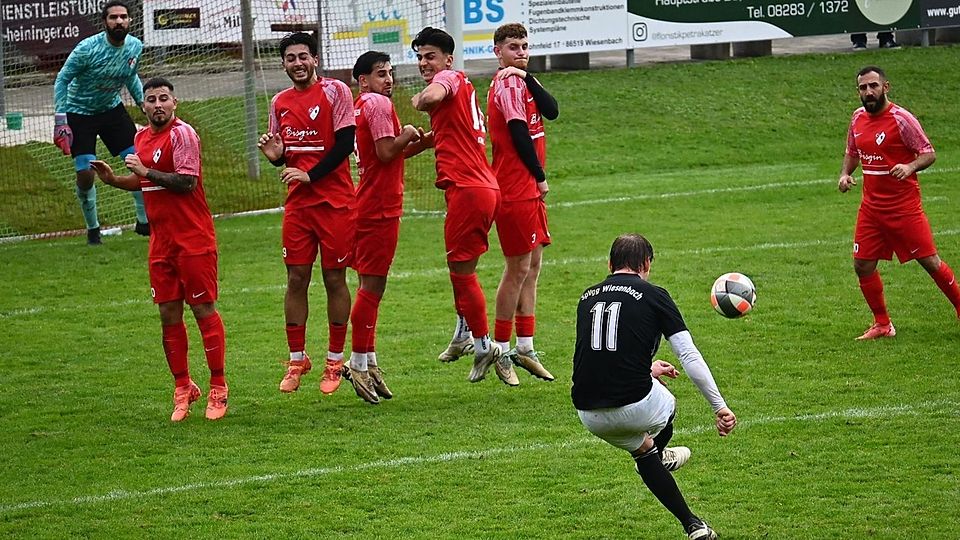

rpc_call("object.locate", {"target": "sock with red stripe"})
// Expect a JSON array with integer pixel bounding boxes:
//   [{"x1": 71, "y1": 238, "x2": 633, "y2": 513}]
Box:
[
  {"x1": 450, "y1": 272, "x2": 489, "y2": 338},
  {"x1": 328, "y1": 322, "x2": 347, "y2": 361},
  {"x1": 162, "y1": 322, "x2": 191, "y2": 387},
  {"x1": 285, "y1": 323, "x2": 306, "y2": 361},
  {"x1": 515, "y1": 314, "x2": 535, "y2": 351},
  {"x1": 858, "y1": 271, "x2": 891, "y2": 325},
  {"x1": 197, "y1": 311, "x2": 226, "y2": 387}
]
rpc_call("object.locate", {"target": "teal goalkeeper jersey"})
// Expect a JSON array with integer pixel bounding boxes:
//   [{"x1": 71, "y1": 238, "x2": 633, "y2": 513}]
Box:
[{"x1": 54, "y1": 32, "x2": 144, "y2": 115}]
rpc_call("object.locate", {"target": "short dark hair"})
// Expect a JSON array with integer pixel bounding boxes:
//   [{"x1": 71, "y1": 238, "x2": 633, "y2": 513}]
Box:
[
  {"x1": 101, "y1": 0, "x2": 129, "y2": 21},
  {"x1": 353, "y1": 51, "x2": 391, "y2": 82},
  {"x1": 494, "y1": 23, "x2": 527, "y2": 45},
  {"x1": 411, "y1": 26, "x2": 455, "y2": 55},
  {"x1": 609, "y1": 234, "x2": 655, "y2": 273},
  {"x1": 857, "y1": 65, "x2": 886, "y2": 81},
  {"x1": 280, "y1": 32, "x2": 318, "y2": 58},
  {"x1": 143, "y1": 77, "x2": 174, "y2": 93}
]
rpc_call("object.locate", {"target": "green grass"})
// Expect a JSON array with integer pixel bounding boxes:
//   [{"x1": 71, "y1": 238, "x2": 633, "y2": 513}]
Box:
[{"x1": 2, "y1": 46, "x2": 960, "y2": 538}]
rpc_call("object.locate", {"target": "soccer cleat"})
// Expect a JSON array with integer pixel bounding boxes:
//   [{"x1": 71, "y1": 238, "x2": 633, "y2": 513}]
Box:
[
  {"x1": 367, "y1": 365, "x2": 393, "y2": 399},
  {"x1": 879, "y1": 39, "x2": 900, "y2": 49},
  {"x1": 343, "y1": 366, "x2": 379, "y2": 404},
  {"x1": 205, "y1": 385, "x2": 229, "y2": 420},
  {"x1": 508, "y1": 348, "x2": 555, "y2": 381},
  {"x1": 279, "y1": 356, "x2": 312, "y2": 393},
  {"x1": 171, "y1": 381, "x2": 201, "y2": 422},
  {"x1": 856, "y1": 322, "x2": 896, "y2": 341},
  {"x1": 494, "y1": 355, "x2": 520, "y2": 387},
  {"x1": 319, "y1": 359, "x2": 345, "y2": 395},
  {"x1": 661, "y1": 446, "x2": 691, "y2": 472},
  {"x1": 685, "y1": 519, "x2": 717, "y2": 540},
  {"x1": 87, "y1": 227, "x2": 102, "y2": 246},
  {"x1": 134, "y1": 221, "x2": 151, "y2": 236},
  {"x1": 468, "y1": 345, "x2": 501, "y2": 383},
  {"x1": 438, "y1": 337, "x2": 474, "y2": 362}
]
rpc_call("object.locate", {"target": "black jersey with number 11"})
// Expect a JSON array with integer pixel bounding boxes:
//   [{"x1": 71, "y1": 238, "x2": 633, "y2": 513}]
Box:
[{"x1": 572, "y1": 273, "x2": 688, "y2": 410}]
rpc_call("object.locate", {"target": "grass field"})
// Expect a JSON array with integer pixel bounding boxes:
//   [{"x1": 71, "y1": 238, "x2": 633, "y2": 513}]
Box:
[{"x1": 2, "y1": 46, "x2": 960, "y2": 539}]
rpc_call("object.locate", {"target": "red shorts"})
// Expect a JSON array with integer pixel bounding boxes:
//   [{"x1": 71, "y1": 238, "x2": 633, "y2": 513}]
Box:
[
  {"x1": 444, "y1": 185, "x2": 500, "y2": 262},
  {"x1": 353, "y1": 217, "x2": 401, "y2": 276},
  {"x1": 283, "y1": 204, "x2": 356, "y2": 268},
  {"x1": 149, "y1": 251, "x2": 219, "y2": 305},
  {"x1": 496, "y1": 198, "x2": 552, "y2": 257},
  {"x1": 854, "y1": 207, "x2": 937, "y2": 263}
]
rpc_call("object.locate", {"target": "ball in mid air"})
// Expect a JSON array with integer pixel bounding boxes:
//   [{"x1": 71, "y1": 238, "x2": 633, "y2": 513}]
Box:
[{"x1": 710, "y1": 273, "x2": 756, "y2": 318}]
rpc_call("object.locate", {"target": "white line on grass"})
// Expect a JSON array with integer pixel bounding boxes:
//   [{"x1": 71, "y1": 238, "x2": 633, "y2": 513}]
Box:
[
  {"x1": 1, "y1": 399, "x2": 956, "y2": 514},
  {"x1": 6, "y1": 229, "x2": 960, "y2": 320}
]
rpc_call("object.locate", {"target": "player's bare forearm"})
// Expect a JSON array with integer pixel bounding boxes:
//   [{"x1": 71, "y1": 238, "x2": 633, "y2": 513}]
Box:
[
  {"x1": 107, "y1": 174, "x2": 141, "y2": 191},
  {"x1": 412, "y1": 84, "x2": 446, "y2": 112},
  {"x1": 840, "y1": 153, "x2": 860, "y2": 177},
  {"x1": 145, "y1": 170, "x2": 197, "y2": 193},
  {"x1": 912, "y1": 151, "x2": 936, "y2": 173},
  {"x1": 377, "y1": 126, "x2": 421, "y2": 162}
]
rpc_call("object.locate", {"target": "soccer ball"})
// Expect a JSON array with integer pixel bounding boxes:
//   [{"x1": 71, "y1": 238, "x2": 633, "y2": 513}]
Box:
[{"x1": 710, "y1": 273, "x2": 756, "y2": 318}]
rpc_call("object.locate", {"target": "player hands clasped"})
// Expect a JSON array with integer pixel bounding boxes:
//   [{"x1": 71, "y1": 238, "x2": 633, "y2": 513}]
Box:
[
  {"x1": 488, "y1": 23, "x2": 560, "y2": 385},
  {"x1": 258, "y1": 33, "x2": 357, "y2": 396},
  {"x1": 410, "y1": 27, "x2": 506, "y2": 384},
  {"x1": 573, "y1": 234, "x2": 736, "y2": 540},
  {"x1": 342, "y1": 51, "x2": 432, "y2": 404},
  {"x1": 89, "y1": 78, "x2": 228, "y2": 422},
  {"x1": 53, "y1": 0, "x2": 150, "y2": 245},
  {"x1": 838, "y1": 66, "x2": 960, "y2": 340}
]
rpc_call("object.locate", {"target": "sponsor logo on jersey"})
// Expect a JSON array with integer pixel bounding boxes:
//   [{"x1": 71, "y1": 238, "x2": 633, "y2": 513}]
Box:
[
  {"x1": 875, "y1": 131, "x2": 886, "y2": 146},
  {"x1": 153, "y1": 148, "x2": 162, "y2": 162},
  {"x1": 284, "y1": 126, "x2": 318, "y2": 141},
  {"x1": 309, "y1": 105, "x2": 320, "y2": 120}
]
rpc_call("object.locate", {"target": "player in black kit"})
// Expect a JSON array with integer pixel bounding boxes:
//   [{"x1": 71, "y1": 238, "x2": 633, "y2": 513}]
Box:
[{"x1": 572, "y1": 233, "x2": 737, "y2": 540}]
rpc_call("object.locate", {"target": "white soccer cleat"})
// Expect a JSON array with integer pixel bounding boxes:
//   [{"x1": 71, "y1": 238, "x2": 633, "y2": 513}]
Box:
[
  {"x1": 661, "y1": 446, "x2": 691, "y2": 472},
  {"x1": 468, "y1": 345, "x2": 500, "y2": 382}
]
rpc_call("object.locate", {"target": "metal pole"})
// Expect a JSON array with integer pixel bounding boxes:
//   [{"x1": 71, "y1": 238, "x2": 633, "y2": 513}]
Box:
[
  {"x1": 445, "y1": 0, "x2": 464, "y2": 71},
  {"x1": 0, "y1": 10, "x2": 6, "y2": 118},
  {"x1": 626, "y1": 49, "x2": 635, "y2": 68},
  {"x1": 316, "y1": 0, "x2": 325, "y2": 74},
  {"x1": 241, "y1": 0, "x2": 260, "y2": 179}
]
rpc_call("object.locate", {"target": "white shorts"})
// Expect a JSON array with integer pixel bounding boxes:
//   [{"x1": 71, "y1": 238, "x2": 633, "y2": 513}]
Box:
[{"x1": 577, "y1": 381, "x2": 677, "y2": 453}]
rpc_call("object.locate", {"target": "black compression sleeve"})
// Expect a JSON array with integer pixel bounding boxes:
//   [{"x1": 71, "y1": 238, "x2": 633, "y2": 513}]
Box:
[
  {"x1": 270, "y1": 156, "x2": 286, "y2": 167},
  {"x1": 508, "y1": 119, "x2": 546, "y2": 183},
  {"x1": 307, "y1": 125, "x2": 356, "y2": 182},
  {"x1": 524, "y1": 74, "x2": 559, "y2": 120}
]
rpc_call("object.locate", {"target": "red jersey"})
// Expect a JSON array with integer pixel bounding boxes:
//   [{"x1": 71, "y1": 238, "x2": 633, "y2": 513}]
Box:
[
  {"x1": 487, "y1": 73, "x2": 546, "y2": 202},
  {"x1": 428, "y1": 70, "x2": 497, "y2": 190},
  {"x1": 268, "y1": 77, "x2": 356, "y2": 210},
  {"x1": 846, "y1": 102, "x2": 934, "y2": 215},
  {"x1": 354, "y1": 92, "x2": 404, "y2": 219},
  {"x1": 134, "y1": 118, "x2": 217, "y2": 258}
]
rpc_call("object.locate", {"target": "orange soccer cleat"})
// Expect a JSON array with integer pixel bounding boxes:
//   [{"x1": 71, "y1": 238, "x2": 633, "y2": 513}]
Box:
[
  {"x1": 205, "y1": 385, "x2": 229, "y2": 420},
  {"x1": 856, "y1": 322, "x2": 896, "y2": 341},
  {"x1": 171, "y1": 381, "x2": 202, "y2": 422},
  {"x1": 319, "y1": 359, "x2": 345, "y2": 395},
  {"x1": 279, "y1": 356, "x2": 312, "y2": 393}
]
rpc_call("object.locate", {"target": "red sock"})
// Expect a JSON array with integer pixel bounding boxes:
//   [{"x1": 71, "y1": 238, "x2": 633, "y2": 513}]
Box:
[
  {"x1": 329, "y1": 322, "x2": 347, "y2": 357},
  {"x1": 931, "y1": 261, "x2": 960, "y2": 314},
  {"x1": 858, "y1": 272, "x2": 890, "y2": 325},
  {"x1": 350, "y1": 288, "x2": 382, "y2": 354},
  {"x1": 162, "y1": 322, "x2": 191, "y2": 387},
  {"x1": 368, "y1": 301, "x2": 379, "y2": 352},
  {"x1": 450, "y1": 272, "x2": 489, "y2": 338},
  {"x1": 286, "y1": 324, "x2": 306, "y2": 354},
  {"x1": 197, "y1": 311, "x2": 226, "y2": 387},
  {"x1": 494, "y1": 319, "x2": 513, "y2": 343},
  {"x1": 515, "y1": 314, "x2": 536, "y2": 337}
]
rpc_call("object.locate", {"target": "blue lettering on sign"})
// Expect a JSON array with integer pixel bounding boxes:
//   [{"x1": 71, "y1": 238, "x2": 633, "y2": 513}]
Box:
[{"x1": 464, "y1": 0, "x2": 504, "y2": 24}]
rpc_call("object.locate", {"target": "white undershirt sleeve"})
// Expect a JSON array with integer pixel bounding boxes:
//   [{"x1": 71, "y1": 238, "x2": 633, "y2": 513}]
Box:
[{"x1": 667, "y1": 330, "x2": 727, "y2": 413}]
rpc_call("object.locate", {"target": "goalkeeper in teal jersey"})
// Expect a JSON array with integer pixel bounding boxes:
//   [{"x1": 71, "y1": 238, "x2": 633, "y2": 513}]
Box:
[{"x1": 53, "y1": 0, "x2": 149, "y2": 244}]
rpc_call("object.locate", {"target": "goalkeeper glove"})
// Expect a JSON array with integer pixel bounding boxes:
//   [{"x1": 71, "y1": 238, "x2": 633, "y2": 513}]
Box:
[{"x1": 53, "y1": 113, "x2": 73, "y2": 155}]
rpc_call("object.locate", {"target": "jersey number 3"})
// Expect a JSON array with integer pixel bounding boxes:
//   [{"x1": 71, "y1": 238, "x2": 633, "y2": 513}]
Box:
[{"x1": 589, "y1": 301, "x2": 622, "y2": 351}]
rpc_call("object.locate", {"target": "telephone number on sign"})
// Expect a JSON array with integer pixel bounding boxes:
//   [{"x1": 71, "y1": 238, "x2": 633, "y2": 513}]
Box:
[{"x1": 746, "y1": 1, "x2": 849, "y2": 18}]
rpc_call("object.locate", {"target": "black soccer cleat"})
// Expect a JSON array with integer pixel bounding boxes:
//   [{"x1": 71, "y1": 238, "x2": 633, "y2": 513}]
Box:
[
  {"x1": 135, "y1": 221, "x2": 150, "y2": 237},
  {"x1": 686, "y1": 519, "x2": 717, "y2": 540},
  {"x1": 86, "y1": 227, "x2": 102, "y2": 246}
]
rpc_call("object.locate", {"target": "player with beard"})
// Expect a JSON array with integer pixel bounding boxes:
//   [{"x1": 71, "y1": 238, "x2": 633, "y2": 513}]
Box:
[
  {"x1": 410, "y1": 27, "x2": 505, "y2": 384},
  {"x1": 89, "y1": 78, "x2": 228, "y2": 422},
  {"x1": 487, "y1": 23, "x2": 559, "y2": 385},
  {"x1": 258, "y1": 33, "x2": 357, "y2": 396},
  {"x1": 838, "y1": 66, "x2": 960, "y2": 339},
  {"x1": 343, "y1": 51, "x2": 431, "y2": 403},
  {"x1": 54, "y1": 0, "x2": 149, "y2": 244}
]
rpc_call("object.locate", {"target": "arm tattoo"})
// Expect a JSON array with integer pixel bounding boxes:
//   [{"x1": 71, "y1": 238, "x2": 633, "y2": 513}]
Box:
[{"x1": 145, "y1": 169, "x2": 197, "y2": 193}]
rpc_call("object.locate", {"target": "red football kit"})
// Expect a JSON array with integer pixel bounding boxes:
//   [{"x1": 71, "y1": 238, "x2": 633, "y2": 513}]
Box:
[
  {"x1": 135, "y1": 118, "x2": 218, "y2": 305},
  {"x1": 354, "y1": 92, "x2": 403, "y2": 276},
  {"x1": 488, "y1": 73, "x2": 551, "y2": 257},
  {"x1": 846, "y1": 103, "x2": 936, "y2": 262},
  {"x1": 269, "y1": 78, "x2": 356, "y2": 267},
  {"x1": 429, "y1": 69, "x2": 500, "y2": 262}
]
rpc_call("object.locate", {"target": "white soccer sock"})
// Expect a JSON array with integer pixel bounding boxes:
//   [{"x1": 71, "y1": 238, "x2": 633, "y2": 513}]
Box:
[
  {"x1": 367, "y1": 352, "x2": 378, "y2": 367},
  {"x1": 349, "y1": 351, "x2": 368, "y2": 371},
  {"x1": 495, "y1": 341, "x2": 510, "y2": 354},
  {"x1": 452, "y1": 315, "x2": 471, "y2": 342},
  {"x1": 475, "y1": 335, "x2": 492, "y2": 355},
  {"x1": 517, "y1": 336, "x2": 534, "y2": 352},
  {"x1": 290, "y1": 351, "x2": 306, "y2": 362},
  {"x1": 327, "y1": 351, "x2": 344, "y2": 362}
]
